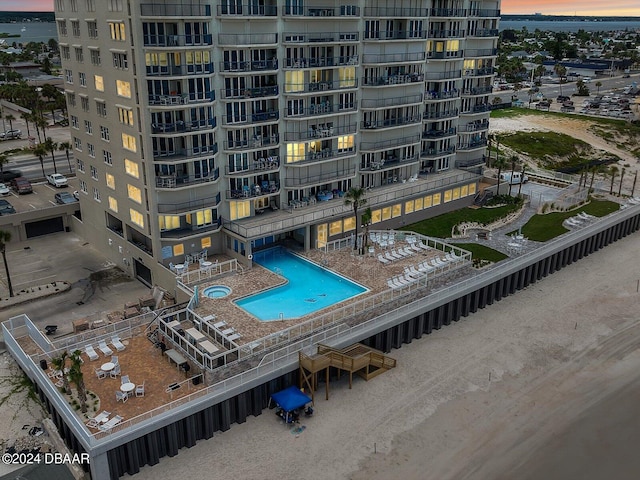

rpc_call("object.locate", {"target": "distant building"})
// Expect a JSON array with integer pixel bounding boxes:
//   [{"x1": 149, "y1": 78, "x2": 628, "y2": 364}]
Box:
[{"x1": 0, "y1": 61, "x2": 41, "y2": 77}]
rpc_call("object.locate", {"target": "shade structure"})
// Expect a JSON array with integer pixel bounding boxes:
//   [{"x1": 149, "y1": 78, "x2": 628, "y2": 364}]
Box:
[{"x1": 270, "y1": 386, "x2": 312, "y2": 413}]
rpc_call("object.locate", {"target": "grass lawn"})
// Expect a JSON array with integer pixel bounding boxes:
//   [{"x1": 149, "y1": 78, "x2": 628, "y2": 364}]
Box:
[
  {"x1": 499, "y1": 131, "x2": 590, "y2": 160},
  {"x1": 402, "y1": 203, "x2": 521, "y2": 239},
  {"x1": 520, "y1": 199, "x2": 620, "y2": 242},
  {"x1": 453, "y1": 243, "x2": 508, "y2": 262}
]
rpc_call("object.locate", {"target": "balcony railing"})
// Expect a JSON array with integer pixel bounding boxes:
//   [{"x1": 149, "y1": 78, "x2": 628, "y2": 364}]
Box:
[
  {"x1": 284, "y1": 123, "x2": 356, "y2": 142},
  {"x1": 424, "y1": 89, "x2": 460, "y2": 100},
  {"x1": 361, "y1": 94, "x2": 423, "y2": 109},
  {"x1": 284, "y1": 79, "x2": 358, "y2": 94},
  {"x1": 421, "y1": 146, "x2": 456, "y2": 158},
  {"x1": 218, "y1": 33, "x2": 278, "y2": 45},
  {"x1": 160, "y1": 221, "x2": 222, "y2": 239},
  {"x1": 427, "y1": 29, "x2": 465, "y2": 38},
  {"x1": 422, "y1": 128, "x2": 457, "y2": 139},
  {"x1": 153, "y1": 144, "x2": 218, "y2": 161},
  {"x1": 425, "y1": 70, "x2": 462, "y2": 81},
  {"x1": 216, "y1": 4, "x2": 277, "y2": 16},
  {"x1": 145, "y1": 63, "x2": 214, "y2": 77},
  {"x1": 284, "y1": 32, "x2": 359, "y2": 43},
  {"x1": 221, "y1": 111, "x2": 279, "y2": 126},
  {"x1": 456, "y1": 157, "x2": 486, "y2": 168},
  {"x1": 423, "y1": 109, "x2": 459, "y2": 120},
  {"x1": 362, "y1": 73, "x2": 424, "y2": 87},
  {"x1": 361, "y1": 115, "x2": 422, "y2": 130},
  {"x1": 468, "y1": 9, "x2": 501, "y2": 17},
  {"x1": 148, "y1": 91, "x2": 215, "y2": 106},
  {"x1": 360, "y1": 134, "x2": 421, "y2": 151},
  {"x1": 157, "y1": 194, "x2": 221, "y2": 214},
  {"x1": 287, "y1": 148, "x2": 356, "y2": 165},
  {"x1": 284, "y1": 56, "x2": 358, "y2": 68},
  {"x1": 363, "y1": 7, "x2": 427, "y2": 16},
  {"x1": 225, "y1": 156, "x2": 280, "y2": 175},
  {"x1": 463, "y1": 67, "x2": 495, "y2": 77},
  {"x1": 465, "y1": 48, "x2": 498, "y2": 57},
  {"x1": 284, "y1": 102, "x2": 357, "y2": 118},
  {"x1": 221, "y1": 85, "x2": 278, "y2": 99},
  {"x1": 426, "y1": 50, "x2": 463, "y2": 59},
  {"x1": 151, "y1": 118, "x2": 217, "y2": 134},
  {"x1": 143, "y1": 34, "x2": 213, "y2": 47},
  {"x1": 155, "y1": 168, "x2": 220, "y2": 188},
  {"x1": 283, "y1": 5, "x2": 360, "y2": 16},
  {"x1": 429, "y1": 8, "x2": 466, "y2": 17},
  {"x1": 284, "y1": 167, "x2": 356, "y2": 188},
  {"x1": 461, "y1": 86, "x2": 493, "y2": 96},
  {"x1": 227, "y1": 184, "x2": 280, "y2": 199},
  {"x1": 458, "y1": 121, "x2": 489, "y2": 132},
  {"x1": 140, "y1": 4, "x2": 211, "y2": 16},
  {"x1": 361, "y1": 52, "x2": 425, "y2": 64},
  {"x1": 460, "y1": 104, "x2": 490, "y2": 114},
  {"x1": 220, "y1": 59, "x2": 278, "y2": 72},
  {"x1": 364, "y1": 30, "x2": 427, "y2": 41},
  {"x1": 458, "y1": 139, "x2": 487, "y2": 150},
  {"x1": 468, "y1": 29, "x2": 500, "y2": 37}
]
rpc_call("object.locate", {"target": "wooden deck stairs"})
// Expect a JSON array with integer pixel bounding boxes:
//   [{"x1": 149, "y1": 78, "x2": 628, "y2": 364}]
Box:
[{"x1": 299, "y1": 343, "x2": 396, "y2": 402}]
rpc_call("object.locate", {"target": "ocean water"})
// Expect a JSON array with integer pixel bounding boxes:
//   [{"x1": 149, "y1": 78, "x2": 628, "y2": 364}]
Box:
[
  {"x1": 0, "y1": 22, "x2": 58, "y2": 44},
  {"x1": 500, "y1": 20, "x2": 640, "y2": 33}
]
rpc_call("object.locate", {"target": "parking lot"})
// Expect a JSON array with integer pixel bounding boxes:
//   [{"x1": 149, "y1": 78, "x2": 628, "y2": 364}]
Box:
[{"x1": 0, "y1": 176, "x2": 79, "y2": 214}]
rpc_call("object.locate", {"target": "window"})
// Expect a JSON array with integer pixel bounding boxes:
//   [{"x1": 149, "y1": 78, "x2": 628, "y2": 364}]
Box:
[
  {"x1": 338, "y1": 67, "x2": 356, "y2": 87},
  {"x1": 337, "y1": 135, "x2": 354, "y2": 152},
  {"x1": 339, "y1": 92, "x2": 356, "y2": 110},
  {"x1": 118, "y1": 107, "x2": 134, "y2": 126},
  {"x1": 90, "y1": 165, "x2": 98, "y2": 179},
  {"x1": 173, "y1": 244, "x2": 184, "y2": 256},
  {"x1": 61, "y1": 45, "x2": 70, "y2": 60},
  {"x1": 84, "y1": 120, "x2": 92, "y2": 134},
  {"x1": 392, "y1": 204, "x2": 402, "y2": 218},
  {"x1": 452, "y1": 187, "x2": 460, "y2": 200},
  {"x1": 124, "y1": 159, "x2": 139, "y2": 178},
  {"x1": 121, "y1": 133, "x2": 136, "y2": 152},
  {"x1": 93, "y1": 187, "x2": 101, "y2": 202},
  {"x1": 285, "y1": 71, "x2": 304, "y2": 92},
  {"x1": 381, "y1": 206, "x2": 391, "y2": 221},
  {"x1": 460, "y1": 185, "x2": 468, "y2": 197},
  {"x1": 81, "y1": 96, "x2": 89, "y2": 112},
  {"x1": 70, "y1": 115, "x2": 79, "y2": 129},
  {"x1": 343, "y1": 216, "x2": 355, "y2": 232},
  {"x1": 127, "y1": 184, "x2": 142, "y2": 203},
  {"x1": 76, "y1": 158, "x2": 85, "y2": 173},
  {"x1": 55, "y1": 0, "x2": 64, "y2": 10},
  {"x1": 94, "y1": 75, "x2": 104, "y2": 92},
  {"x1": 423, "y1": 195, "x2": 432, "y2": 208},
  {"x1": 96, "y1": 101, "x2": 107, "y2": 117},
  {"x1": 66, "y1": 92, "x2": 76, "y2": 107},
  {"x1": 108, "y1": 196, "x2": 118, "y2": 212},
  {"x1": 73, "y1": 137, "x2": 82, "y2": 151},
  {"x1": 443, "y1": 189, "x2": 452, "y2": 203},
  {"x1": 80, "y1": 179, "x2": 87, "y2": 193},
  {"x1": 109, "y1": 22, "x2": 126, "y2": 41},
  {"x1": 70, "y1": 0, "x2": 77, "y2": 11},
  {"x1": 287, "y1": 99, "x2": 304, "y2": 116},
  {"x1": 201, "y1": 237, "x2": 211, "y2": 249},
  {"x1": 159, "y1": 215, "x2": 180, "y2": 231},
  {"x1": 371, "y1": 209, "x2": 381, "y2": 224},
  {"x1": 186, "y1": 209, "x2": 213, "y2": 227},
  {"x1": 75, "y1": 47, "x2": 83, "y2": 62},
  {"x1": 329, "y1": 220, "x2": 342, "y2": 236},
  {"x1": 65, "y1": 69, "x2": 73, "y2": 84},
  {"x1": 103, "y1": 150, "x2": 112, "y2": 165},
  {"x1": 468, "y1": 183, "x2": 476, "y2": 195},
  {"x1": 86, "y1": 0, "x2": 96, "y2": 10},
  {"x1": 57, "y1": 19, "x2": 67, "y2": 36},
  {"x1": 112, "y1": 52, "x2": 128, "y2": 69},
  {"x1": 105, "y1": 173, "x2": 115, "y2": 189},
  {"x1": 87, "y1": 21, "x2": 98, "y2": 38},
  {"x1": 116, "y1": 80, "x2": 131, "y2": 98},
  {"x1": 100, "y1": 126, "x2": 110, "y2": 141},
  {"x1": 107, "y1": 0, "x2": 123, "y2": 11},
  {"x1": 78, "y1": 72, "x2": 86, "y2": 87},
  {"x1": 405, "y1": 200, "x2": 414, "y2": 214},
  {"x1": 87, "y1": 143, "x2": 95, "y2": 157},
  {"x1": 317, "y1": 224, "x2": 327, "y2": 249},
  {"x1": 71, "y1": 21, "x2": 80, "y2": 37},
  {"x1": 414, "y1": 197, "x2": 423, "y2": 210},
  {"x1": 432, "y1": 192, "x2": 441, "y2": 205},
  {"x1": 286, "y1": 142, "x2": 305, "y2": 163},
  {"x1": 129, "y1": 209, "x2": 144, "y2": 228},
  {"x1": 229, "y1": 200, "x2": 250, "y2": 220},
  {"x1": 90, "y1": 49, "x2": 100, "y2": 65}
]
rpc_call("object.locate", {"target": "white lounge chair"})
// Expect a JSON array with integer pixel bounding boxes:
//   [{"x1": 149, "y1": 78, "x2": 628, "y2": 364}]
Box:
[
  {"x1": 391, "y1": 249, "x2": 405, "y2": 259},
  {"x1": 213, "y1": 320, "x2": 227, "y2": 329},
  {"x1": 401, "y1": 246, "x2": 415, "y2": 256},
  {"x1": 378, "y1": 254, "x2": 390, "y2": 265},
  {"x1": 417, "y1": 262, "x2": 434, "y2": 273},
  {"x1": 99, "y1": 415, "x2": 123, "y2": 432},
  {"x1": 408, "y1": 265, "x2": 422, "y2": 277},
  {"x1": 87, "y1": 410, "x2": 110, "y2": 428},
  {"x1": 411, "y1": 243, "x2": 424, "y2": 253},
  {"x1": 394, "y1": 275, "x2": 409, "y2": 285},
  {"x1": 85, "y1": 345, "x2": 99, "y2": 361},
  {"x1": 384, "y1": 252, "x2": 396, "y2": 263},
  {"x1": 445, "y1": 253, "x2": 456, "y2": 262},
  {"x1": 111, "y1": 336, "x2": 126, "y2": 352},
  {"x1": 389, "y1": 278, "x2": 404, "y2": 288},
  {"x1": 417, "y1": 241, "x2": 430, "y2": 251},
  {"x1": 135, "y1": 382, "x2": 145, "y2": 397},
  {"x1": 387, "y1": 279, "x2": 396, "y2": 289},
  {"x1": 227, "y1": 333, "x2": 241, "y2": 342},
  {"x1": 98, "y1": 341, "x2": 113, "y2": 356}
]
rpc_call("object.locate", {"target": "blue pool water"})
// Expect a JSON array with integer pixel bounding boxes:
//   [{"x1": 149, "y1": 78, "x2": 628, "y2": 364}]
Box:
[{"x1": 235, "y1": 247, "x2": 367, "y2": 321}]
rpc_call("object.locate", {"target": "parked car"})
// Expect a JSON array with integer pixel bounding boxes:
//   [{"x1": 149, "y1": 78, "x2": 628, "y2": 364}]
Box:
[
  {"x1": 11, "y1": 176, "x2": 33, "y2": 194},
  {"x1": 72, "y1": 190, "x2": 80, "y2": 200},
  {"x1": 47, "y1": 173, "x2": 68, "y2": 188},
  {"x1": 0, "y1": 183, "x2": 9, "y2": 195},
  {"x1": 0, "y1": 198, "x2": 16, "y2": 215},
  {"x1": 0, "y1": 129, "x2": 22, "y2": 140},
  {"x1": 0, "y1": 169, "x2": 22, "y2": 182},
  {"x1": 54, "y1": 192, "x2": 78, "y2": 204},
  {"x1": 556, "y1": 95, "x2": 570, "y2": 103}
]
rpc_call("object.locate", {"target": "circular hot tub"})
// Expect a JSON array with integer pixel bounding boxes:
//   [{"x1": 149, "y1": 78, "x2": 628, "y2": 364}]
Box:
[{"x1": 202, "y1": 285, "x2": 231, "y2": 298}]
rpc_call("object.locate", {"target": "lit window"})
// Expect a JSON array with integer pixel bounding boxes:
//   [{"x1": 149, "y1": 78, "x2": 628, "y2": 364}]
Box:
[
  {"x1": 229, "y1": 200, "x2": 250, "y2": 220},
  {"x1": 118, "y1": 107, "x2": 134, "y2": 126},
  {"x1": 337, "y1": 135, "x2": 354, "y2": 152},
  {"x1": 371, "y1": 209, "x2": 381, "y2": 224},
  {"x1": 468, "y1": 183, "x2": 477, "y2": 195},
  {"x1": 159, "y1": 215, "x2": 180, "y2": 231},
  {"x1": 424, "y1": 195, "x2": 432, "y2": 208},
  {"x1": 446, "y1": 39, "x2": 460, "y2": 52},
  {"x1": 122, "y1": 133, "x2": 136, "y2": 152},
  {"x1": 329, "y1": 220, "x2": 342, "y2": 236},
  {"x1": 432, "y1": 193, "x2": 441, "y2": 205},
  {"x1": 338, "y1": 67, "x2": 356, "y2": 87},
  {"x1": 201, "y1": 237, "x2": 211, "y2": 249},
  {"x1": 127, "y1": 184, "x2": 142, "y2": 204},
  {"x1": 116, "y1": 80, "x2": 131, "y2": 98},
  {"x1": 452, "y1": 187, "x2": 460, "y2": 200},
  {"x1": 392, "y1": 204, "x2": 402, "y2": 217},
  {"x1": 186, "y1": 209, "x2": 213, "y2": 227},
  {"x1": 105, "y1": 173, "x2": 115, "y2": 189},
  {"x1": 405, "y1": 200, "x2": 414, "y2": 214},
  {"x1": 109, "y1": 22, "x2": 126, "y2": 41},
  {"x1": 317, "y1": 224, "x2": 327, "y2": 249},
  {"x1": 108, "y1": 196, "x2": 118, "y2": 212},
  {"x1": 173, "y1": 244, "x2": 184, "y2": 256},
  {"x1": 343, "y1": 216, "x2": 355, "y2": 232},
  {"x1": 124, "y1": 159, "x2": 139, "y2": 178},
  {"x1": 93, "y1": 187, "x2": 101, "y2": 201},
  {"x1": 414, "y1": 197, "x2": 423, "y2": 210},
  {"x1": 285, "y1": 70, "x2": 303, "y2": 92},
  {"x1": 286, "y1": 142, "x2": 305, "y2": 163},
  {"x1": 129, "y1": 208, "x2": 144, "y2": 228},
  {"x1": 443, "y1": 190, "x2": 452, "y2": 203},
  {"x1": 461, "y1": 185, "x2": 469, "y2": 197},
  {"x1": 381, "y1": 207, "x2": 391, "y2": 221},
  {"x1": 94, "y1": 75, "x2": 104, "y2": 91}
]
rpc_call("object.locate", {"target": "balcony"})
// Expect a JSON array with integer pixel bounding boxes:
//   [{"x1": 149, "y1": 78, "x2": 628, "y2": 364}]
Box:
[
  {"x1": 426, "y1": 50, "x2": 463, "y2": 59},
  {"x1": 363, "y1": 7, "x2": 427, "y2": 16},
  {"x1": 143, "y1": 34, "x2": 213, "y2": 47},
  {"x1": 160, "y1": 221, "x2": 222, "y2": 239},
  {"x1": 151, "y1": 118, "x2": 217, "y2": 134},
  {"x1": 427, "y1": 29, "x2": 465, "y2": 38},
  {"x1": 465, "y1": 48, "x2": 498, "y2": 58},
  {"x1": 368, "y1": 153, "x2": 420, "y2": 170},
  {"x1": 227, "y1": 183, "x2": 280, "y2": 199},
  {"x1": 429, "y1": 8, "x2": 466, "y2": 17},
  {"x1": 421, "y1": 147, "x2": 456, "y2": 158},
  {"x1": 284, "y1": 56, "x2": 359, "y2": 68},
  {"x1": 221, "y1": 86, "x2": 278, "y2": 100},
  {"x1": 140, "y1": 4, "x2": 211, "y2": 16},
  {"x1": 361, "y1": 115, "x2": 422, "y2": 130},
  {"x1": 157, "y1": 194, "x2": 221, "y2": 214},
  {"x1": 422, "y1": 128, "x2": 457, "y2": 139},
  {"x1": 283, "y1": 5, "x2": 360, "y2": 16},
  {"x1": 463, "y1": 67, "x2": 495, "y2": 77},
  {"x1": 364, "y1": 30, "x2": 427, "y2": 41},
  {"x1": 461, "y1": 104, "x2": 490, "y2": 115},
  {"x1": 287, "y1": 148, "x2": 356, "y2": 165},
  {"x1": 424, "y1": 89, "x2": 460, "y2": 101},
  {"x1": 153, "y1": 144, "x2": 218, "y2": 161},
  {"x1": 284, "y1": 123, "x2": 356, "y2": 142},
  {"x1": 425, "y1": 70, "x2": 462, "y2": 81},
  {"x1": 221, "y1": 110, "x2": 279, "y2": 126},
  {"x1": 362, "y1": 94, "x2": 423, "y2": 109},
  {"x1": 457, "y1": 157, "x2": 486, "y2": 168},
  {"x1": 284, "y1": 167, "x2": 356, "y2": 188},
  {"x1": 284, "y1": 102, "x2": 357, "y2": 118},
  {"x1": 468, "y1": 9, "x2": 501, "y2": 17},
  {"x1": 218, "y1": 33, "x2": 278, "y2": 45},
  {"x1": 155, "y1": 168, "x2": 220, "y2": 189},
  {"x1": 223, "y1": 134, "x2": 279, "y2": 150},
  {"x1": 458, "y1": 121, "x2": 489, "y2": 132},
  {"x1": 148, "y1": 91, "x2": 215, "y2": 106},
  {"x1": 468, "y1": 29, "x2": 500, "y2": 38},
  {"x1": 423, "y1": 109, "x2": 459, "y2": 120},
  {"x1": 361, "y1": 73, "x2": 424, "y2": 87},
  {"x1": 284, "y1": 32, "x2": 359, "y2": 43},
  {"x1": 225, "y1": 156, "x2": 280, "y2": 175},
  {"x1": 361, "y1": 52, "x2": 425, "y2": 64},
  {"x1": 145, "y1": 63, "x2": 214, "y2": 77},
  {"x1": 461, "y1": 86, "x2": 493, "y2": 96},
  {"x1": 216, "y1": 4, "x2": 277, "y2": 16},
  {"x1": 458, "y1": 139, "x2": 487, "y2": 151},
  {"x1": 220, "y1": 59, "x2": 278, "y2": 73},
  {"x1": 284, "y1": 79, "x2": 358, "y2": 94},
  {"x1": 360, "y1": 134, "x2": 421, "y2": 152}
]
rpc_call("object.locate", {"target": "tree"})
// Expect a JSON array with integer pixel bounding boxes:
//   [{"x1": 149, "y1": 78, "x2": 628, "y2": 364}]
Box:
[
  {"x1": 35, "y1": 116, "x2": 47, "y2": 143},
  {"x1": 0, "y1": 152, "x2": 9, "y2": 178},
  {"x1": 595, "y1": 81, "x2": 602, "y2": 95},
  {"x1": 34, "y1": 143, "x2": 48, "y2": 178},
  {"x1": 20, "y1": 112, "x2": 31, "y2": 137},
  {"x1": 68, "y1": 350, "x2": 88, "y2": 413},
  {"x1": 51, "y1": 351, "x2": 71, "y2": 395},
  {"x1": 0, "y1": 230, "x2": 13, "y2": 298},
  {"x1": 59, "y1": 141, "x2": 73, "y2": 174},
  {"x1": 518, "y1": 164, "x2": 527, "y2": 196},
  {"x1": 4, "y1": 113, "x2": 15, "y2": 131},
  {"x1": 344, "y1": 187, "x2": 367, "y2": 252},
  {"x1": 618, "y1": 167, "x2": 626, "y2": 197},
  {"x1": 554, "y1": 64, "x2": 567, "y2": 97},
  {"x1": 45, "y1": 137, "x2": 59, "y2": 174},
  {"x1": 494, "y1": 156, "x2": 508, "y2": 196},
  {"x1": 361, "y1": 207, "x2": 372, "y2": 250},
  {"x1": 609, "y1": 166, "x2": 619, "y2": 195},
  {"x1": 508, "y1": 155, "x2": 519, "y2": 196}
]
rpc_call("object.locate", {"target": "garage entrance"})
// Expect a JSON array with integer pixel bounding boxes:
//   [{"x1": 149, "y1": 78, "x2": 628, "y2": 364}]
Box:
[
  {"x1": 25, "y1": 217, "x2": 64, "y2": 238},
  {"x1": 134, "y1": 259, "x2": 152, "y2": 287}
]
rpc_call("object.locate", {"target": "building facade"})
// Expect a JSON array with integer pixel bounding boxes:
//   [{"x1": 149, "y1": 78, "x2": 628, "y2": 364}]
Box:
[{"x1": 54, "y1": 0, "x2": 499, "y2": 289}]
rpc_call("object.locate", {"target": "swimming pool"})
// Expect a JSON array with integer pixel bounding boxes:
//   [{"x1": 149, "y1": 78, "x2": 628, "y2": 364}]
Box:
[{"x1": 235, "y1": 247, "x2": 367, "y2": 321}]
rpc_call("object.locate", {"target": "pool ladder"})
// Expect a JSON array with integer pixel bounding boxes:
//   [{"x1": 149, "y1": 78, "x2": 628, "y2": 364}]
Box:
[{"x1": 274, "y1": 267, "x2": 283, "y2": 276}]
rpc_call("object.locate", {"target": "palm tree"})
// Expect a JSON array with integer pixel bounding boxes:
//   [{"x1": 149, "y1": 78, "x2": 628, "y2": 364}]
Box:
[
  {"x1": 45, "y1": 137, "x2": 59, "y2": 174},
  {"x1": 588, "y1": 165, "x2": 604, "y2": 193},
  {"x1": 0, "y1": 152, "x2": 9, "y2": 178},
  {"x1": 59, "y1": 141, "x2": 73, "y2": 174},
  {"x1": 34, "y1": 143, "x2": 48, "y2": 178},
  {"x1": 517, "y1": 164, "x2": 527, "y2": 196},
  {"x1": 51, "y1": 351, "x2": 71, "y2": 395},
  {"x1": 609, "y1": 166, "x2": 619, "y2": 195},
  {"x1": 68, "y1": 350, "x2": 88, "y2": 413},
  {"x1": 20, "y1": 112, "x2": 31, "y2": 137},
  {"x1": 4, "y1": 113, "x2": 15, "y2": 131},
  {"x1": 618, "y1": 167, "x2": 626, "y2": 197},
  {"x1": 344, "y1": 187, "x2": 367, "y2": 252},
  {"x1": 631, "y1": 171, "x2": 638, "y2": 198},
  {"x1": 35, "y1": 117, "x2": 47, "y2": 143},
  {"x1": 595, "y1": 81, "x2": 602, "y2": 95},
  {"x1": 0, "y1": 230, "x2": 13, "y2": 298},
  {"x1": 494, "y1": 156, "x2": 508, "y2": 196},
  {"x1": 508, "y1": 155, "x2": 519, "y2": 196},
  {"x1": 554, "y1": 64, "x2": 567, "y2": 97},
  {"x1": 361, "y1": 207, "x2": 372, "y2": 249}
]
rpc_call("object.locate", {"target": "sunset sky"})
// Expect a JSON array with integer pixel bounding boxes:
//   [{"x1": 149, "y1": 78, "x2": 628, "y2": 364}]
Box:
[{"x1": 0, "y1": 0, "x2": 639, "y2": 16}]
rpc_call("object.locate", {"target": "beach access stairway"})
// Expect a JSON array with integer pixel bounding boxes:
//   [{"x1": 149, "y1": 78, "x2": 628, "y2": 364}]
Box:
[{"x1": 299, "y1": 343, "x2": 396, "y2": 400}]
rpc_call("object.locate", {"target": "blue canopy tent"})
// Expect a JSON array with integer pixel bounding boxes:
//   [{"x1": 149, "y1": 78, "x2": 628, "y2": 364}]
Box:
[{"x1": 270, "y1": 386, "x2": 312, "y2": 424}]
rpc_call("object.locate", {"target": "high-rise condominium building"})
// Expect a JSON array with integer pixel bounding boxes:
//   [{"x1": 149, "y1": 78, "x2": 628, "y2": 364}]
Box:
[{"x1": 54, "y1": 0, "x2": 499, "y2": 291}]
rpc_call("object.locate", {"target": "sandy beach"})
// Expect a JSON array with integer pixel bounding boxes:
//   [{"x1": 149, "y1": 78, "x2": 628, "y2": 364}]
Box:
[{"x1": 119, "y1": 230, "x2": 640, "y2": 480}]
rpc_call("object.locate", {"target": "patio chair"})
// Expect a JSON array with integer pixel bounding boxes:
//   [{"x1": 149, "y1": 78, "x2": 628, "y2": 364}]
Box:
[
  {"x1": 391, "y1": 249, "x2": 404, "y2": 259},
  {"x1": 98, "y1": 340, "x2": 113, "y2": 356},
  {"x1": 418, "y1": 261, "x2": 434, "y2": 273},
  {"x1": 110, "y1": 364, "x2": 121, "y2": 379},
  {"x1": 417, "y1": 241, "x2": 430, "y2": 251},
  {"x1": 99, "y1": 415, "x2": 123, "y2": 433},
  {"x1": 135, "y1": 382, "x2": 145, "y2": 397},
  {"x1": 213, "y1": 320, "x2": 227, "y2": 329},
  {"x1": 408, "y1": 265, "x2": 422, "y2": 277},
  {"x1": 112, "y1": 336, "x2": 126, "y2": 352},
  {"x1": 411, "y1": 243, "x2": 424, "y2": 253},
  {"x1": 87, "y1": 410, "x2": 110, "y2": 428},
  {"x1": 116, "y1": 391, "x2": 128, "y2": 403},
  {"x1": 387, "y1": 278, "x2": 400, "y2": 289},
  {"x1": 95, "y1": 368, "x2": 107, "y2": 380},
  {"x1": 110, "y1": 355, "x2": 119, "y2": 366},
  {"x1": 378, "y1": 254, "x2": 390, "y2": 265},
  {"x1": 401, "y1": 246, "x2": 415, "y2": 256},
  {"x1": 85, "y1": 345, "x2": 99, "y2": 361},
  {"x1": 227, "y1": 333, "x2": 241, "y2": 342}
]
